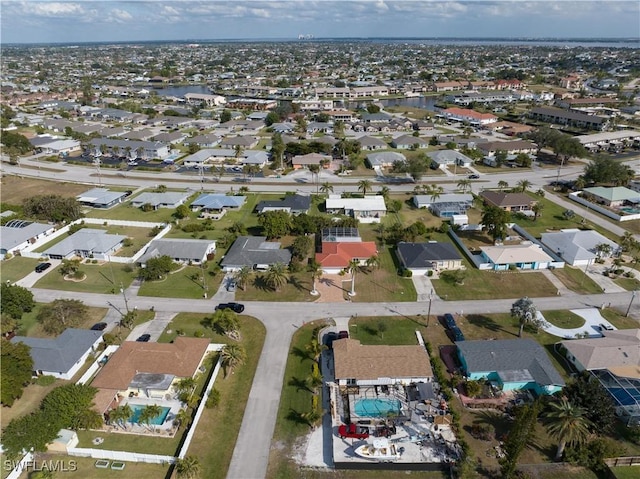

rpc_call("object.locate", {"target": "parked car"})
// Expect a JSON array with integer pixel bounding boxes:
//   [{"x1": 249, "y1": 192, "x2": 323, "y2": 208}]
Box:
[
  {"x1": 599, "y1": 323, "x2": 614, "y2": 331},
  {"x1": 136, "y1": 334, "x2": 151, "y2": 342},
  {"x1": 90, "y1": 322, "x2": 108, "y2": 331},
  {"x1": 324, "y1": 331, "x2": 338, "y2": 348},
  {"x1": 35, "y1": 262, "x2": 52, "y2": 273},
  {"x1": 338, "y1": 423, "x2": 369, "y2": 439},
  {"x1": 443, "y1": 313, "x2": 457, "y2": 330},
  {"x1": 451, "y1": 326, "x2": 465, "y2": 342},
  {"x1": 337, "y1": 330, "x2": 349, "y2": 340},
  {"x1": 226, "y1": 280, "x2": 237, "y2": 292},
  {"x1": 215, "y1": 302, "x2": 245, "y2": 313},
  {"x1": 468, "y1": 174, "x2": 480, "y2": 179}
]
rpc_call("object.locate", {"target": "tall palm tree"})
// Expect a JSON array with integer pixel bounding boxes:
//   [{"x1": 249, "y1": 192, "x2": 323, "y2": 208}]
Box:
[
  {"x1": 428, "y1": 184, "x2": 444, "y2": 203},
  {"x1": 175, "y1": 377, "x2": 198, "y2": 403},
  {"x1": 532, "y1": 202, "x2": 544, "y2": 221},
  {"x1": 305, "y1": 338, "x2": 327, "y2": 362},
  {"x1": 379, "y1": 186, "x2": 390, "y2": 200},
  {"x1": 320, "y1": 182, "x2": 334, "y2": 197},
  {"x1": 234, "y1": 266, "x2": 252, "y2": 291},
  {"x1": 221, "y1": 344, "x2": 247, "y2": 378},
  {"x1": 357, "y1": 179, "x2": 372, "y2": 197},
  {"x1": 510, "y1": 296, "x2": 538, "y2": 337},
  {"x1": 175, "y1": 455, "x2": 201, "y2": 479},
  {"x1": 265, "y1": 262, "x2": 288, "y2": 292},
  {"x1": 517, "y1": 179, "x2": 532, "y2": 192},
  {"x1": 309, "y1": 261, "x2": 322, "y2": 296},
  {"x1": 174, "y1": 408, "x2": 192, "y2": 430},
  {"x1": 457, "y1": 179, "x2": 472, "y2": 193},
  {"x1": 109, "y1": 404, "x2": 132, "y2": 430},
  {"x1": 366, "y1": 254, "x2": 381, "y2": 271},
  {"x1": 209, "y1": 308, "x2": 240, "y2": 336},
  {"x1": 543, "y1": 398, "x2": 593, "y2": 461},
  {"x1": 139, "y1": 404, "x2": 163, "y2": 432},
  {"x1": 308, "y1": 164, "x2": 320, "y2": 195},
  {"x1": 347, "y1": 258, "x2": 360, "y2": 296}
]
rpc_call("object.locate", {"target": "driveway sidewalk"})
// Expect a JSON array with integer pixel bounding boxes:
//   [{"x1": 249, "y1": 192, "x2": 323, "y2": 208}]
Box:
[{"x1": 539, "y1": 308, "x2": 615, "y2": 339}]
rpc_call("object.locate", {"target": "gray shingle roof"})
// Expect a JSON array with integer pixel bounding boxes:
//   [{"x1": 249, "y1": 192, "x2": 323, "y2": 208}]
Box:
[
  {"x1": 44, "y1": 229, "x2": 126, "y2": 257},
  {"x1": 457, "y1": 339, "x2": 565, "y2": 387},
  {"x1": 396, "y1": 242, "x2": 462, "y2": 269},
  {"x1": 130, "y1": 192, "x2": 190, "y2": 208},
  {"x1": 138, "y1": 238, "x2": 216, "y2": 264},
  {"x1": 256, "y1": 194, "x2": 311, "y2": 214},
  {"x1": 11, "y1": 329, "x2": 102, "y2": 375},
  {"x1": 221, "y1": 236, "x2": 291, "y2": 269},
  {"x1": 1, "y1": 221, "x2": 53, "y2": 252},
  {"x1": 191, "y1": 194, "x2": 246, "y2": 210}
]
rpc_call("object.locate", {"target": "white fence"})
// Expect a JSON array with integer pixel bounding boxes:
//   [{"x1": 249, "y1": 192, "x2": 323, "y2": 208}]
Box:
[
  {"x1": 77, "y1": 345, "x2": 119, "y2": 386},
  {"x1": 5, "y1": 452, "x2": 34, "y2": 479},
  {"x1": 67, "y1": 447, "x2": 175, "y2": 465},
  {"x1": 569, "y1": 191, "x2": 640, "y2": 222},
  {"x1": 177, "y1": 344, "x2": 225, "y2": 459}
]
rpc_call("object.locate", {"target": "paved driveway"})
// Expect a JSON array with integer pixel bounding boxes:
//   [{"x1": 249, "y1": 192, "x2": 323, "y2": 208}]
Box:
[{"x1": 540, "y1": 308, "x2": 616, "y2": 339}]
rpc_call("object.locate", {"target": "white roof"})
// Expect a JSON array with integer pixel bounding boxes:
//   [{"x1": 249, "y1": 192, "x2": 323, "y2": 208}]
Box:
[
  {"x1": 481, "y1": 243, "x2": 553, "y2": 264},
  {"x1": 326, "y1": 196, "x2": 387, "y2": 212},
  {"x1": 540, "y1": 229, "x2": 619, "y2": 265}
]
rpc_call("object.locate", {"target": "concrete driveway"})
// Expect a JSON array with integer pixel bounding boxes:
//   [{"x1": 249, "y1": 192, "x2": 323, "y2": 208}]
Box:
[
  {"x1": 540, "y1": 308, "x2": 616, "y2": 339},
  {"x1": 15, "y1": 259, "x2": 61, "y2": 287}
]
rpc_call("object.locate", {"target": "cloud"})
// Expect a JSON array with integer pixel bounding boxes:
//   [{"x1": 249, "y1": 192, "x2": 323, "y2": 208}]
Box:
[{"x1": 108, "y1": 8, "x2": 134, "y2": 23}]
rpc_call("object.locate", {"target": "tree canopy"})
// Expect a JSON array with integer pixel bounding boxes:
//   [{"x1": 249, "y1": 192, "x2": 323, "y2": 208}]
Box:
[
  {"x1": 258, "y1": 210, "x2": 292, "y2": 239},
  {"x1": 139, "y1": 255, "x2": 175, "y2": 281},
  {"x1": 1, "y1": 283, "x2": 35, "y2": 320},
  {"x1": 23, "y1": 195, "x2": 83, "y2": 223},
  {"x1": 37, "y1": 299, "x2": 88, "y2": 335},
  {"x1": 481, "y1": 205, "x2": 510, "y2": 242},
  {"x1": 562, "y1": 371, "x2": 616, "y2": 434},
  {"x1": 392, "y1": 154, "x2": 429, "y2": 181},
  {"x1": 583, "y1": 156, "x2": 635, "y2": 186},
  {"x1": 1, "y1": 341, "x2": 34, "y2": 407}
]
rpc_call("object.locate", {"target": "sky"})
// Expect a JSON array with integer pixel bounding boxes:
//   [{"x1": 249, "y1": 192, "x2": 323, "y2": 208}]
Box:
[{"x1": 1, "y1": 0, "x2": 639, "y2": 44}]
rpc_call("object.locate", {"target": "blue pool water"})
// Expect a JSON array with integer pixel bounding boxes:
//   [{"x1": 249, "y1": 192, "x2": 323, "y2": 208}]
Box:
[
  {"x1": 620, "y1": 207, "x2": 640, "y2": 215},
  {"x1": 354, "y1": 398, "x2": 401, "y2": 417},
  {"x1": 128, "y1": 405, "x2": 170, "y2": 425}
]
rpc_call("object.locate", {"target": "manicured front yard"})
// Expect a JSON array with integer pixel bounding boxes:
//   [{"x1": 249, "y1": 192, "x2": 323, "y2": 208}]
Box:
[
  {"x1": 33, "y1": 262, "x2": 136, "y2": 294},
  {"x1": 552, "y1": 266, "x2": 604, "y2": 294},
  {"x1": 0, "y1": 256, "x2": 40, "y2": 283},
  {"x1": 542, "y1": 310, "x2": 585, "y2": 329},
  {"x1": 234, "y1": 271, "x2": 318, "y2": 302},
  {"x1": 18, "y1": 303, "x2": 109, "y2": 338},
  {"x1": 138, "y1": 262, "x2": 224, "y2": 299}
]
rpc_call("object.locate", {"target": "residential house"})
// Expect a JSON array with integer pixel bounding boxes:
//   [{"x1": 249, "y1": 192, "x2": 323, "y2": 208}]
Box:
[
  {"x1": 413, "y1": 193, "x2": 474, "y2": 218},
  {"x1": 184, "y1": 134, "x2": 221, "y2": 148},
  {"x1": 428, "y1": 150, "x2": 474, "y2": 170},
  {"x1": 333, "y1": 339, "x2": 433, "y2": 386},
  {"x1": 90, "y1": 337, "x2": 210, "y2": 414},
  {"x1": 391, "y1": 135, "x2": 429, "y2": 150},
  {"x1": 291, "y1": 153, "x2": 332, "y2": 170},
  {"x1": 219, "y1": 135, "x2": 259, "y2": 149},
  {"x1": 239, "y1": 150, "x2": 269, "y2": 167},
  {"x1": 152, "y1": 131, "x2": 188, "y2": 144},
  {"x1": 540, "y1": 229, "x2": 620, "y2": 266},
  {"x1": 582, "y1": 187, "x2": 640, "y2": 208},
  {"x1": 358, "y1": 136, "x2": 388, "y2": 151},
  {"x1": 476, "y1": 140, "x2": 536, "y2": 157},
  {"x1": 366, "y1": 151, "x2": 406, "y2": 168},
  {"x1": 88, "y1": 138, "x2": 170, "y2": 159},
  {"x1": 480, "y1": 243, "x2": 555, "y2": 271},
  {"x1": 120, "y1": 129, "x2": 156, "y2": 141},
  {"x1": 44, "y1": 229, "x2": 127, "y2": 260},
  {"x1": 361, "y1": 112, "x2": 393, "y2": 124},
  {"x1": 480, "y1": 191, "x2": 535, "y2": 212},
  {"x1": 439, "y1": 107, "x2": 498, "y2": 126},
  {"x1": 130, "y1": 192, "x2": 191, "y2": 210},
  {"x1": 220, "y1": 236, "x2": 292, "y2": 272},
  {"x1": 316, "y1": 241, "x2": 378, "y2": 274},
  {"x1": 529, "y1": 107, "x2": 607, "y2": 131},
  {"x1": 325, "y1": 195, "x2": 387, "y2": 223},
  {"x1": 11, "y1": 329, "x2": 103, "y2": 380},
  {"x1": 1, "y1": 220, "x2": 56, "y2": 259},
  {"x1": 561, "y1": 329, "x2": 640, "y2": 423},
  {"x1": 271, "y1": 123, "x2": 295, "y2": 134},
  {"x1": 320, "y1": 227, "x2": 361, "y2": 243},
  {"x1": 138, "y1": 238, "x2": 216, "y2": 266},
  {"x1": 190, "y1": 194, "x2": 246, "y2": 214},
  {"x1": 256, "y1": 194, "x2": 311, "y2": 215},
  {"x1": 457, "y1": 339, "x2": 565, "y2": 395},
  {"x1": 396, "y1": 242, "x2": 463, "y2": 275},
  {"x1": 77, "y1": 188, "x2": 129, "y2": 209}
]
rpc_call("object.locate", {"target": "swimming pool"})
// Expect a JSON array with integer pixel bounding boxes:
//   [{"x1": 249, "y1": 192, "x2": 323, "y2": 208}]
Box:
[
  {"x1": 128, "y1": 404, "x2": 170, "y2": 425},
  {"x1": 620, "y1": 207, "x2": 640, "y2": 215},
  {"x1": 354, "y1": 398, "x2": 401, "y2": 418}
]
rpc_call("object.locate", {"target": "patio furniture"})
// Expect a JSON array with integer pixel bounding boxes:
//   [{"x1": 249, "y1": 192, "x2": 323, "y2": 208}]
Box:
[{"x1": 95, "y1": 460, "x2": 110, "y2": 469}]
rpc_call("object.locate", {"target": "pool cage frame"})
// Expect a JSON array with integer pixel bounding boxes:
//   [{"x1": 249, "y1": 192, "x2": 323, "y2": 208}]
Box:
[{"x1": 590, "y1": 369, "x2": 640, "y2": 426}]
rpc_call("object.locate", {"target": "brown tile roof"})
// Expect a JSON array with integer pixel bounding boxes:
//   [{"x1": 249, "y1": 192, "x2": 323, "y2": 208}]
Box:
[
  {"x1": 91, "y1": 337, "x2": 210, "y2": 390},
  {"x1": 480, "y1": 191, "x2": 535, "y2": 208},
  {"x1": 333, "y1": 339, "x2": 433, "y2": 381},
  {"x1": 316, "y1": 241, "x2": 378, "y2": 268}
]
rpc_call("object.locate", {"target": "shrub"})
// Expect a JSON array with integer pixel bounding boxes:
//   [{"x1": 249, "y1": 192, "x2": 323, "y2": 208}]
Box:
[
  {"x1": 427, "y1": 270, "x2": 433, "y2": 277},
  {"x1": 73, "y1": 270, "x2": 85, "y2": 279},
  {"x1": 470, "y1": 423, "x2": 495, "y2": 441},
  {"x1": 402, "y1": 269, "x2": 413, "y2": 277},
  {"x1": 122, "y1": 238, "x2": 133, "y2": 247},
  {"x1": 194, "y1": 330, "x2": 204, "y2": 338},
  {"x1": 206, "y1": 389, "x2": 221, "y2": 409},
  {"x1": 182, "y1": 223, "x2": 205, "y2": 233},
  {"x1": 123, "y1": 264, "x2": 133, "y2": 273}
]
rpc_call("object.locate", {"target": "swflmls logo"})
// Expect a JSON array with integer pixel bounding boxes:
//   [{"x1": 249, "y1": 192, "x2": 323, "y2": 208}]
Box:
[{"x1": 3, "y1": 460, "x2": 78, "y2": 472}]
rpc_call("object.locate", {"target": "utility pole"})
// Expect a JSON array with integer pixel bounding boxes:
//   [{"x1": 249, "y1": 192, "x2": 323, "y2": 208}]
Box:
[
  {"x1": 625, "y1": 289, "x2": 637, "y2": 317},
  {"x1": 426, "y1": 289, "x2": 433, "y2": 327},
  {"x1": 120, "y1": 282, "x2": 130, "y2": 313}
]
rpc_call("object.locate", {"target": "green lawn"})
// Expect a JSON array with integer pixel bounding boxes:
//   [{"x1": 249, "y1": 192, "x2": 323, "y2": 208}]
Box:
[
  {"x1": 0, "y1": 256, "x2": 40, "y2": 283},
  {"x1": 234, "y1": 270, "x2": 318, "y2": 302},
  {"x1": 18, "y1": 303, "x2": 108, "y2": 338},
  {"x1": 138, "y1": 262, "x2": 224, "y2": 299},
  {"x1": 613, "y1": 276, "x2": 640, "y2": 291},
  {"x1": 541, "y1": 310, "x2": 585, "y2": 329},
  {"x1": 33, "y1": 262, "x2": 136, "y2": 294},
  {"x1": 610, "y1": 466, "x2": 640, "y2": 479},
  {"x1": 76, "y1": 428, "x2": 182, "y2": 456},
  {"x1": 85, "y1": 203, "x2": 174, "y2": 223},
  {"x1": 349, "y1": 316, "x2": 427, "y2": 345},
  {"x1": 599, "y1": 308, "x2": 640, "y2": 330},
  {"x1": 552, "y1": 266, "x2": 604, "y2": 294},
  {"x1": 157, "y1": 312, "x2": 261, "y2": 344}
]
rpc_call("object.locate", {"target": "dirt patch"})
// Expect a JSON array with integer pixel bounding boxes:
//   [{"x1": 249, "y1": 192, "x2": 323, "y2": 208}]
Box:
[{"x1": 1, "y1": 175, "x2": 89, "y2": 204}]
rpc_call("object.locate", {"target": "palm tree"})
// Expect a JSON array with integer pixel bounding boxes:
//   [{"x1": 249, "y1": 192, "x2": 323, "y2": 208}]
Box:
[
  {"x1": 174, "y1": 408, "x2": 192, "y2": 430},
  {"x1": 379, "y1": 186, "x2": 390, "y2": 200},
  {"x1": 307, "y1": 365, "x2": 323, "y2": 395},
  {"x1": 427, "y1": 184, "x2": 444, "y2": 203},
  {"x1": 510, "y1": 296, "x2": 539, "y2": 337},
  {"x1": 175, "y1": 377, "x2": 198, "y2": 403},
  {"x1": 498, "y1": 180, "x2": 509, "y2": 191},
  {"x1": 175, "y1": 455, "x2": 201, "y2": 479},
  {"x1": 457, "y1": 179, "x2": 472, "y2": 193},
  {"x1": 109, "y1": 404, "x2": 132, "y2": 430},
  {"x1": 347, "y1": 258, "x2": 360, "y2": 296},
  {"x1": 221, "y1": 344, "x2": 247, "y2": 378},
  {"x1": 139, "y1": 404, "x2": 163, "y2": 432},
  {"x1": 532, "y1": 202, "x2": 544, "y2": 221},
  {"x1": 357, "y1": 179, "x2": 372, "y2": 197},
  {"x1": 234, "y1": 266, "x2": 252, "y2": 291},
  {"x1": 209, "y1": 308, "x2": 240, "y2": 336},
  {"x1": 543, "y1": 398, "x2": 593, "y2": 461},
  {"x1": 305, "y1": 339, "x2": 327, "y2": 362},
  {"x1": 301, "y1": 409, "x2": 321, "y2": 428},
  {"x1": 517, "y1": 179, "x2": 532, "y2": 192},
  {"x1": 234, "y1": 144, "x2": 244, "y2": 159},
  {"x1": 309, "y1": 261, "x2": 322, "y2": 296},
  {"x1": 308, "y1": 164, "x2": 320, "y2": 195},
  {"x1": 366, "y1": 255, "x2": 381, "y2": 271},
  {"x1": 320, "y1": 182, "x2": 334, "y2": 197},
  {"x1": 265, "y1": 262, "x2": 288, "y2": 292}
]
